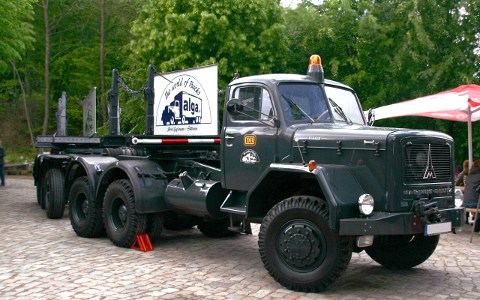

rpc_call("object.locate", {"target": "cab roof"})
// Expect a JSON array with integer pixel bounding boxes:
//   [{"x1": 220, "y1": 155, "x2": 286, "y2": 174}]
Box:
[{"x1": 229, "y1": 74, "x2": 353, "y2": 90}]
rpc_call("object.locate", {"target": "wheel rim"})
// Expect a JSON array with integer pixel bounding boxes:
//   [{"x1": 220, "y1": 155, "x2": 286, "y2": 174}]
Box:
[
  {"x1": 277, "y1": 220, "x2": 327, "y2": 271},
  {"x1": 110, "y1": 197, "x2": 127, "y2": 231},
  {"x1": 74, "y1": 193, "x2": 88, "y2": 221}
]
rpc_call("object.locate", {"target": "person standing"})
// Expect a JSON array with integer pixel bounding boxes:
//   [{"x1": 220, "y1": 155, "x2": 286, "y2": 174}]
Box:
[{"x1": 0, "y1": 141, "x2": 4, "y2": 186}]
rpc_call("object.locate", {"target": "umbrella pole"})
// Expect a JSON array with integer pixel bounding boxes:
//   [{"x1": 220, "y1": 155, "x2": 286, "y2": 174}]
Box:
[{"x1": 468, "y1": 107, "x2": 473, "y2": 170}]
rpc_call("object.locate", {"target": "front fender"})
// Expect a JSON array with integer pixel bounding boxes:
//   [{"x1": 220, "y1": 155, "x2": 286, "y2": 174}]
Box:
[
  {"x1": 247, "y1": 163, "x2": 368, "y2": 229},
  {"x1": 98, "y1": 159, "x2": 168, "y2": 213}
]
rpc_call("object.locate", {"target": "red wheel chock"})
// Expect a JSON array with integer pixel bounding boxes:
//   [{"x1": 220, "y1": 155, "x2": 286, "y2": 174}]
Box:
[{"x1": 131, "y1": 233, "x2": 153, "y2": 252}]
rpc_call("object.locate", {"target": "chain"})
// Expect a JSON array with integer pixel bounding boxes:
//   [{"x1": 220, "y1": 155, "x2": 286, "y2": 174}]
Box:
[{"x1": 117, "y1": 74, "x2": 148, "y2": 95}]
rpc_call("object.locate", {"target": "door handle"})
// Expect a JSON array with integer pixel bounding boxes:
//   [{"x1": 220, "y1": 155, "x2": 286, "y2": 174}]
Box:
[{"x1": 225, "y1": 135, "x2": 234, "y2": 147}]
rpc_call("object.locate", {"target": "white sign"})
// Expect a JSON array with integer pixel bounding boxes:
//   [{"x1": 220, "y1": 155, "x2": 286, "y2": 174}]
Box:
[
  {"x1": 154, "y1": 65, "x2": 218, "y2": 136},
  {"x1": 82, "y1": 87, "x2": 96, "y2": 137}
]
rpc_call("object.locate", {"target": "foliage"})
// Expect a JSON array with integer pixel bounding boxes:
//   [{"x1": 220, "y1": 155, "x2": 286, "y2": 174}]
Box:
[
  {"x1": 0, "y1": 0, "x2": 36, "y2": 73},
  {"x1": 282, "y1": 0, "x2": 480, "y2": 161},
  {"x1": 0, "y1": 0, "x2": 479, "y2": 162},
  {"x1": 128, "y1": 0, "x2": 287, "y2": 88}
]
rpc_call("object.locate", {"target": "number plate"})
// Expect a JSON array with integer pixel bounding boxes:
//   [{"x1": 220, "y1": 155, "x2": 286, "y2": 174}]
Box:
[{"x1": 424, "y1": 222, "x2": 451, "y2": 236}]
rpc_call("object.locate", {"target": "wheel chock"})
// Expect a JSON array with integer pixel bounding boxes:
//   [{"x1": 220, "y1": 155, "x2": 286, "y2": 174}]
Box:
[{"x1": 131, "y1": 233, "x2": 153, "y2": 252}]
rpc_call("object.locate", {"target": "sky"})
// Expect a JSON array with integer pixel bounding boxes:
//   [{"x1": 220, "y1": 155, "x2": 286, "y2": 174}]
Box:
[{"x1": 280, "y1": 0, "x2": 322, "y2": 8}]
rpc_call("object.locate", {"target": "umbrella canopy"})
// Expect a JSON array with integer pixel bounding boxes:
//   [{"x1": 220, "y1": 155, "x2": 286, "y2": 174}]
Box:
[{"x1": 372, "y1": 84, "x2": 480, "y2": 169}]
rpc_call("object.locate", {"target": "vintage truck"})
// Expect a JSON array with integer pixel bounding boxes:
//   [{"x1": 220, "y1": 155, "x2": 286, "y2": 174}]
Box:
[{"x1": 33, "y1": 55, "x2": 464, "y2": 292}]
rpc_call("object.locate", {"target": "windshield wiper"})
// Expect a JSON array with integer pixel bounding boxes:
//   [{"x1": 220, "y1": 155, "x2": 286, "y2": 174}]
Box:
[
  {"x1": 281, "y1": 95, "x2": 314, "y2": 123},
  {"x1": 328, "y1": 97, "x2": 352, "y2": 124}
]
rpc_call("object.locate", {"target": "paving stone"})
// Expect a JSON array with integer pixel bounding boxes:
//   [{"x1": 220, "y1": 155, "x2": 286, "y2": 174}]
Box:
[{"x1": 1, "y1": 176, "x2": 480, "y2": 299}]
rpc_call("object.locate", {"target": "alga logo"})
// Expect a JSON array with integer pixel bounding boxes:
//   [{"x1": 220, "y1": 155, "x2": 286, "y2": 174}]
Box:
[{"x1": 153, "y1": 65, "x2": 218, "y2": 136}]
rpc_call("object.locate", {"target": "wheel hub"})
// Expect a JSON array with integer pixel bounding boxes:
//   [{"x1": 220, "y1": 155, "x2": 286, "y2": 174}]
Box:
[{"x1": 279, "y1": 224, "x2": 322, "y2": 269}]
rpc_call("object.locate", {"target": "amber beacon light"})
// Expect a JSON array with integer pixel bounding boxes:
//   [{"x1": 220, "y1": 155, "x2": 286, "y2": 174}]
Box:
[{"x1": 307, "y1": 54, "x2": 324, "y2": 84}]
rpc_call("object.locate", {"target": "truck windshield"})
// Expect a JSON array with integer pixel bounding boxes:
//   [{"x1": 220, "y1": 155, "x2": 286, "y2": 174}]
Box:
[
  {"x1": 324, "y1": 86, "x2": 365, "y2": 125},
  {"x1": 278, "y1": 84, "x2": 331, "y2": 123}
]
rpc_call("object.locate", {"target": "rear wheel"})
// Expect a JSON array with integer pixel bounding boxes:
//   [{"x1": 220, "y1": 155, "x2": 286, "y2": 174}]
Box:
[
  {"x1": 198, "y1": 218, "x2": 235, "y2": 238},
  {"x1": 36, "y1": 180, "x2": 45, "y2": 208},
  {"x1": 69, "y1": 176, "x2": 105, "y2": 238},
  {"x1": 146, "y1": 213, "x2": 164, "y2": 241},
  {"x1": 103, "y1": 179, "x2": 147, "y2": 248},
  {"x1": 365, "y1": 234, "x2": 439, "y2": 269},
  {"x1": 258, "y1": 196, "x2": 352, "y2": 292},
  {"x1": 44, "y1": 168, "x2": 65, "y2": 219}
]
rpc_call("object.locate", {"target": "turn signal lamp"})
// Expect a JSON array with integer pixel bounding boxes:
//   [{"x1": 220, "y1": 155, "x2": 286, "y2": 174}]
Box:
[
  {"x1": 308, "y1": 160, "x2": 317, "y2": 172},
  {"x1": 307, "y1": 54, "x2": 324, "y2": 83}
]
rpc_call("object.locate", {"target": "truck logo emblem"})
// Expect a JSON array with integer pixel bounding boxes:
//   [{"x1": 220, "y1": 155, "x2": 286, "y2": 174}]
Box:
[
  {"x1": 241, "y1": 149, "x2": 260, "y2": 164},
  {"x1": 153, "y1": 65, "x2": 218, "y2": 136},
  {"x1": 423, "y1": 144, "x2": 436, "y2": 179},
  {"x1": 244, "y1": 135, "x2": 256, "y2": 146}
]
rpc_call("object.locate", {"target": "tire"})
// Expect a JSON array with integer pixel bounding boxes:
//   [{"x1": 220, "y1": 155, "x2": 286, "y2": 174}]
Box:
[
  {"x1": 146, "y1": 213, "x2": 164, "y2": 241},
  {"x1": 365, "y1": 234, "x2": 439, "y2": 269},
  {"x1": 36, "y1": 180, "x2": 45, "y2": 209},
  {"x1": 69, "y1": 176, "x2": 105, "y2": 238},
  {"x1": 198, "y1": 218, "x2": 235, "y2": 238},
  {"x1": 103, "y1": 179, "x2": 147, "y2": 248},
  {"x1": 258, "y1": 196, "x2": 352, "y2": 292},
  {"x1": 44, "y1": 168, "x2": 66, "y2": 219},
  {"x1": 163, "y1": 212, "x2": 196, "y2": 230}
]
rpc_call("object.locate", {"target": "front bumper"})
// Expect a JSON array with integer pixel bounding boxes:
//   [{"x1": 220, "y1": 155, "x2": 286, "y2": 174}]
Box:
[{"x1": 339, "y1": 207, "x2": 465, "y2": 236}]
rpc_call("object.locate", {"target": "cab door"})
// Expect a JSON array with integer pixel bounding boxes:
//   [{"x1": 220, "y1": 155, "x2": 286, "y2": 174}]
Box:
[{"x1": 221, "y1": 85, "x2": 278, "y2": 191}]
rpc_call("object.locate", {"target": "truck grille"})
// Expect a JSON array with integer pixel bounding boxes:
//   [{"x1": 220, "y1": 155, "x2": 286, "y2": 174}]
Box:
[{"x1": 404, "y1": 143, "x2": 451, "y2": 182}]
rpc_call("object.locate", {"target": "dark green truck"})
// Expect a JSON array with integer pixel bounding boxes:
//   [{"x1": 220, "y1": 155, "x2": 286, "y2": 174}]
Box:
[{"x1": 33, "y1": 55, "x2": 464, "y2": 292}]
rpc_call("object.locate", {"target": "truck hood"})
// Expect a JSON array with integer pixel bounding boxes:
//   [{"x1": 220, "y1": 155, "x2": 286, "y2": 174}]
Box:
[{"x1": 291, "y1": 124, "x2": 396, "y2": 154}]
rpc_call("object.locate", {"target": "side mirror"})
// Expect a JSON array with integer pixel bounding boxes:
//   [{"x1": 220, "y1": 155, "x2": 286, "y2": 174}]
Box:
[{"x1": 226, "y1": 99, "x2": 243, "y2": 115}]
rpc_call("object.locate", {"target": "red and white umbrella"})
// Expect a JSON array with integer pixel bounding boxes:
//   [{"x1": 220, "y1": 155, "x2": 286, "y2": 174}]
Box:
[{"x1": 373, "y1": 84, "x2": 480, "y2": 168}]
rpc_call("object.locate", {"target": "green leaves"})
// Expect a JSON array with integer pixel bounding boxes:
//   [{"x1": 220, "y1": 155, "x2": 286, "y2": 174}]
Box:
[
  {"x1": 0, "y1": 0, "x2": 36, "y2": 73},
  {"x1": 128, "y1": 0, "x2": 287, "y2": 89}
]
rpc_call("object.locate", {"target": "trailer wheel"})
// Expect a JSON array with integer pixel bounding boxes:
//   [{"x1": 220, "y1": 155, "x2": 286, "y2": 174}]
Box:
[
  {"x1": 198, "y1": 218, "x2": 235, "y2": 238},
  {"x1": 44, "y1": 168, "x2": 66, "y2": 219},
  {"x1": 181, "y1": 115, "x2": 186, "y2": 124},
  {"x1": 164, "y1": 212, "x2": 196, "y2": 230},
  {"x1": 69, "y1": 176, "x2": 105, "y2": 238},
  {"x1": 103, "y1": 179, "x2": 147, "y2": 248},
  {"x1": 365, "y1": 234, "x2": 439, "y2": 269},
  {"x1": 146, "y1": 213, "x2": 164, "y2": 241},
  {"x1": 170, "y1": 116, "x2": 175, "y2": 125},
  {"x1": 258, "y1": 196, "x2": 352, "y2": 292},
  {"x1": 36, "y1": 180, "x2": 45, "y2": 209}
]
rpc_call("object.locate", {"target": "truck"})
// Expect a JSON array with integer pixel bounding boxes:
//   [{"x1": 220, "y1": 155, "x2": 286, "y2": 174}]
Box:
[
  {"x1": 161, "y1": 91, "x2": 203, "y2": 125},
  {"x1": 33, "y1": 55, "x2": 464, "y2": 292}
]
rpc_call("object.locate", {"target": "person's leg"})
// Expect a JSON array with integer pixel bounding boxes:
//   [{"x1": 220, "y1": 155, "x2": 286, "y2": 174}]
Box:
[{"x1": 0, "y1": 166, "x2": 4, "y2": 186}]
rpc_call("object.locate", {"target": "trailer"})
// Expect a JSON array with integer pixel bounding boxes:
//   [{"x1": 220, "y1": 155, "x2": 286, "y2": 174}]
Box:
[{"x1": 33, "y1": 55, "x2": 464, "y2": 292}]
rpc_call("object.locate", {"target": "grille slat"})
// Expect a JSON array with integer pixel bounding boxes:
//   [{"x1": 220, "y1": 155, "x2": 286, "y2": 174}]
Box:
[{"x1": 404, "y1": 143, "x2": 451, "y2": 182}]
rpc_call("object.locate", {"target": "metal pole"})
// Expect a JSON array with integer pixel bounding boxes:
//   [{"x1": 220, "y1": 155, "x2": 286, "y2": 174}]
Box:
[
  {"x1": 108, "y1": 69, "x2": 120, "y2": 135},
  {"x1": 144, "y1": 65, "x2": 155, "y2": 136}
]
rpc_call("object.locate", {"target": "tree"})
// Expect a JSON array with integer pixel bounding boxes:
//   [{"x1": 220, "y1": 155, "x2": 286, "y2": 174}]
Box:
[
  {"x1": 0, "y1": 0, "x2": 36, "y2": 73},
  {"x1": 128, "y1": 0, "x2": 287, "y2": 88}
]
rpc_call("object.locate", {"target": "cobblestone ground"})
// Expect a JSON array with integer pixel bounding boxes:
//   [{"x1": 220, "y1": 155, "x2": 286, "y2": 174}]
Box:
[{"x1": 0, "y1": 176, "x2": 479, "y2": 299}]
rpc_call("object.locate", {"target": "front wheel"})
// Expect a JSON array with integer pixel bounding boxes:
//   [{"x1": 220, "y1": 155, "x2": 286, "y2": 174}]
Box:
[
  {"x1": 258, "y1": 196, "x2": 352, "y2": 292},
  {"x1": 103, "y1": 179, "x2": 146, "y2": 248},
  {"x1": 365, "y1": 234, "x2": 439, "y2": 269}
]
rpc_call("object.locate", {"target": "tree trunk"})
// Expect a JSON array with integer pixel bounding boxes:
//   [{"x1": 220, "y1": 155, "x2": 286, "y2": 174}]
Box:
[
  {"x1": 42, "y1": 0, "x2": 50, "y2": 135},
  {"x1": 11, "y1": 60, "x2": 35, "y2": 148},
  {"x1": 100, "y1": 0, "x2": 107, "y2": 124}
]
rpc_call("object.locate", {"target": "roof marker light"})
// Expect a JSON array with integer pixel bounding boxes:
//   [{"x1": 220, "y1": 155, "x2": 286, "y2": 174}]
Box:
[{"x1": 307, "y1": 54, "x2": 324, "y2": 84}]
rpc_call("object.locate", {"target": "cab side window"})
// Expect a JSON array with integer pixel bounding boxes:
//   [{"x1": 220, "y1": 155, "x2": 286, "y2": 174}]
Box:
[{"x1": 232, "y1": 86, "x2": 273, "y2": 121}]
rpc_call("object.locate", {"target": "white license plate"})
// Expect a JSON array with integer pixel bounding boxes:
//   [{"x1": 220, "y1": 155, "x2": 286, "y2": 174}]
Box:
[{"x1": 424, "y1": 222, "x2": 451, "y2": 235}]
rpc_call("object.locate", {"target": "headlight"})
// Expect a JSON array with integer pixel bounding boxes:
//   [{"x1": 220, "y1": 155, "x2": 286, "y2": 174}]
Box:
[{"x1": 358, "y1": 194, "x2": 374, "y2": 216}]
